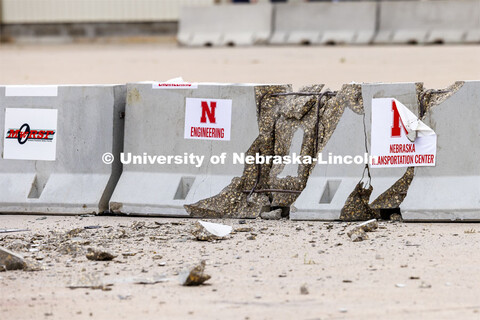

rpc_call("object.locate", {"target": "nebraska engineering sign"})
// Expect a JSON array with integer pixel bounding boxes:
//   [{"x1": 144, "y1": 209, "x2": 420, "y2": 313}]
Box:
[
  {"x1": 370, "y1": 98, "x2": 437, "y2": 168},
  {"x1": 184, "y1": 98, "x2": 232, "y2": 141}
]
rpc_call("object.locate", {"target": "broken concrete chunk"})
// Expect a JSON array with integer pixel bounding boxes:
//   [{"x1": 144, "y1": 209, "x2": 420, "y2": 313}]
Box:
[
  {"x1": 86, "y1": 248, "x2": 116, "y2": 261},
  {"x1": 68, "y1": 273, "x2": 112, "y2": 291},
  {"x1": 340, "y1": 182, "x2": 379, "y2": 221},
  {"x1": 0, "y1": 246, "x2": 27, "y2": 271},
  {"x1": 356, "y1": 219, "x2": 378, "y2": 233},
  {"x1": 347, "y1": 219, "x2": 378, "y2": 242},
  {"x1": 260, "y1": 209, "x2": 282, "y2": 220},
  {"x1": 191, "y1": 221, "x2": 232, "y2": 241},
  {"x1": 348, "y1": 229, "x2": 369, "y2": 242},
  {"x1": 179, "y1": 260, "x2": 211, "y2": 286},
  {"x1": 300, "y1": 284, "x2": 309, "y2": 295}
]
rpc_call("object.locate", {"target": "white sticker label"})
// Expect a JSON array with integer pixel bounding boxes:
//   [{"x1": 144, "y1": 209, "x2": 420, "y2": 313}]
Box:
[
  {"x1": 3, "y1": 108, "x2": 58, "y2": 161},
  {"x1": 152, "y1": 82, "x2": 198, "y2": 89},
  {"x1": 5, "y1": 86, "x2": 58, "y2": 97},
  {"x1": 370, "y1": 98, "x2": 436, "y2": 168},
  {"x1": 184, "y1": 98, "x2": 232, "y2": 141}
]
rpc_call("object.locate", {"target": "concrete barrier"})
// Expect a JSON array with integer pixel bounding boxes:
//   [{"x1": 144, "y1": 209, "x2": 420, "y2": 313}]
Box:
[
  {"x1": 177, "y1": 4, "x2": 272, "y2": 46},
  {"x1": 109, "y1": 82, "x2": 273, "y2": 216},
  {"x1": 291, "y1": 83, "x2": 421, "y2": 220},
  {"x1": 402, "y1": 81, "x2": 480, "y2": 221},
  {"x1": 0, "y1": 85, "x2": 125, "y2": 214},
  {"x1": 375, "y1": 0, "x2": 480, "y2": 44},
  {"x1": 270, "y1": 2, "x2": 377, "y2": 45}
]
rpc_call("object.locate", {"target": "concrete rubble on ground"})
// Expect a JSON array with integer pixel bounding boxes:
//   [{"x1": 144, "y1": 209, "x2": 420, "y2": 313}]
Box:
[
  {"x1": 260, "y1": 209, "x2": 282, "y2": 220},
  {"x1": 347, "y1": 219, "x2": 379, "y2": 242},
  {"x1": 179, "y1": 260, "x2": 211, "y2": 286},
  {"x1": 191, "y1": 221, "x2": 232, "y2": 241}
]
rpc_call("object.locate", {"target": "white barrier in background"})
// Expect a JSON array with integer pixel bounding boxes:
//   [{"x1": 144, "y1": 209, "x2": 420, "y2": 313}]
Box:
[
  {"x1": 0, "y1": 85, "x2": 125, "y2": 215},
  {"x1": 269, "y1": 2, "x2": 377, "y2": 45},
  {"x1": 177, "y1": 4, "x2": 272, "y2": 46},
  {"x1": 375, "y1": 0, "x2": 480, "y2": 44},
  {"x1": 109, "y1": 82, "x2": 271, "y2": 216}
]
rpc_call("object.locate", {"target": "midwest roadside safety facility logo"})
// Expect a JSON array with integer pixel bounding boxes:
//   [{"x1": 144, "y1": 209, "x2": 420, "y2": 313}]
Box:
[{"x1": 3, "y1": 108, "x2": 58, "y2": 161}]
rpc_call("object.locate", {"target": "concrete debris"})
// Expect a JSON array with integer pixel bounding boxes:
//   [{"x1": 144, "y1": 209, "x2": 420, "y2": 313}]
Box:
[
  {"x1": 133, "y1": 274, "x2": 168, "y2": 285},
  {"x1": 419, "y1": 282, "x2": 432, "y2": 289},
  {"x1": 260, "y1": 209, "x2": 282, "y2": 220},
  {"x1": 340, "y1": 182, "x2": 379, "y2": 221},
  {"x1": 348, "y1": 229, "x2": 369, "y2": 242},
  {"x1": 347, "y1": 219, "x2": 378, "y2": 242},
  {"x1": 191, "y1": 221, "x2": 232, "y2": 241},
  {"x1": 0, "y1": 228, "x2": 29, "y2": 234},
  {"x1": 179, "y1": 260, "x2": 211, "y2": 286},
  {"x1": 68, "y1": 273, "x2": 112, "y2": 291},
  {"x1": 86, "y1": 248, "x2": 116, "y2": 261},
  {"x1": 0, "y1": 246, "x2": 26, "y2": 271},
  {"x1": 234, "y1": 227, "x2": 253, "y2": 233},
  {"x1": 300, "y1": 284, "x2": 309, "y2": 295},
  {"x1": 390, "y1": 213, "x2": 403, "y2": 222}
]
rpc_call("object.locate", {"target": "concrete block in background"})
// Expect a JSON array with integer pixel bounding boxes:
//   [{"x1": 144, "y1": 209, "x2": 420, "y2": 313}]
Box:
[
  {"x1": 270, "y1": 2, "x2": 377, "y2": 45},
  {"x1": 178, "y1": 4, "x2": 272, "y2": 46},
  {"x1": 375, "y1": 0, "x2": 480, "y2": 44}
]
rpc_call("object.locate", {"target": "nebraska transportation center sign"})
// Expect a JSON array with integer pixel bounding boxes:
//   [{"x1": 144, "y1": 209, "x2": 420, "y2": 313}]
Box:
[{"x1": 370, "y1": 98, "x2": 437, "y2": 168}]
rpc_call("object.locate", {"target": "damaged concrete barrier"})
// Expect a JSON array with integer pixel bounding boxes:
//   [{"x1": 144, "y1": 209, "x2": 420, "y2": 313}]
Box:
[
  {"x1": 375, "y1": 0, "x2": 480, "y2": 44},
  {"x1": 185, "y1": 84, "x2": 365, "y2": 219},
  {"x1": 177, "y1": 4, "x2": 273, "y2": 47},
  {"x1": 0, "y1": 85, "x2": 125, "y2": 214},
  {"x1": 109, "y1": 82, "x2": 275, "y2": 216},
  {"x1": 291, "y1": 81, "x2": 466, "y2": 221},
  {"x1": 269, "y1": 2, "x2": 377, "y2": 45}
]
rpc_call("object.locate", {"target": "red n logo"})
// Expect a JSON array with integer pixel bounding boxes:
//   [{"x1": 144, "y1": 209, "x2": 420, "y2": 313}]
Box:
[
  {"x1": 391, "y1": 100, "x2": 408, "y2": 137},
  {"x1": 200, "y1": 101, "x2": 216, "y2": 123}
]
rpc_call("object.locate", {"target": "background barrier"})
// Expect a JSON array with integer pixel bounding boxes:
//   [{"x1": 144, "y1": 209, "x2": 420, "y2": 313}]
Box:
[
  {"x1": 0, "y1": 85, "x2": 125, "y2": 214},
  {"x1": 269, "y1": 2, "x2": 377, "y2": 45},
  {"x1": 177, "y1": 4, "x2": 272, "y2": 46},
  {"x1": 109, "y1": 82, "x2": 270, "y2": 216},
  {"x1": 375, "y1": 0, "x2": 480, "y2": 44}
]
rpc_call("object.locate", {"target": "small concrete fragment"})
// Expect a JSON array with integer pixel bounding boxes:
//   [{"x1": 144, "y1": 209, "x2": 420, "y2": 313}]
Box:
[
  {"x1": 300, "y1": 284, "x2": 309, "y2": 295},
  {"x1": 179, "y1": 260, "x2": 211, "y2": 286},
  {"x1": 0, "y1": 246, "x2": 26, "y2": 271},
  {"x1": 191, "y1": 221, "x2": 232, "y2": 241},
  {"x1": 260, "y1": 209, "x2": 282, "y2": 220},
  {"x1": 348, "y1": 229, "x2": 369, "y2": 242},
  {"x1": 86, "y1": 248, "x2": 116, "y2": 261},
  {"x1": 347, "y1": 219, "x2": 378, "y2": 242}
]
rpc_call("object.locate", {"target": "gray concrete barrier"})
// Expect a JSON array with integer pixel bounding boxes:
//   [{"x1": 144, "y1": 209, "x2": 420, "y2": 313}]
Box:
[
  {"x1": 375, "y1": 0, "x2": 480, "y2": 44},
  {"x1": 269, "y1": 2, "x2": 377, "y2": 45},
  {"x1": 0, "y1": 85, "x2": 125, "y2": 215},
  {"x1": 177, "y1": 4, "x2": 272, "y2": 46},
  {"x1": 291, "y1": 83, "x2": 419, "y2": 220},
  {"x1": 292, "y1": 81, "x2": 479, "y2": 221},
  {"x1": 109, "y1": 82, "x2": 272, "y2": 216},
  {"x1": 402, "y1": 81, "x2": 480, "y2": 221}
]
